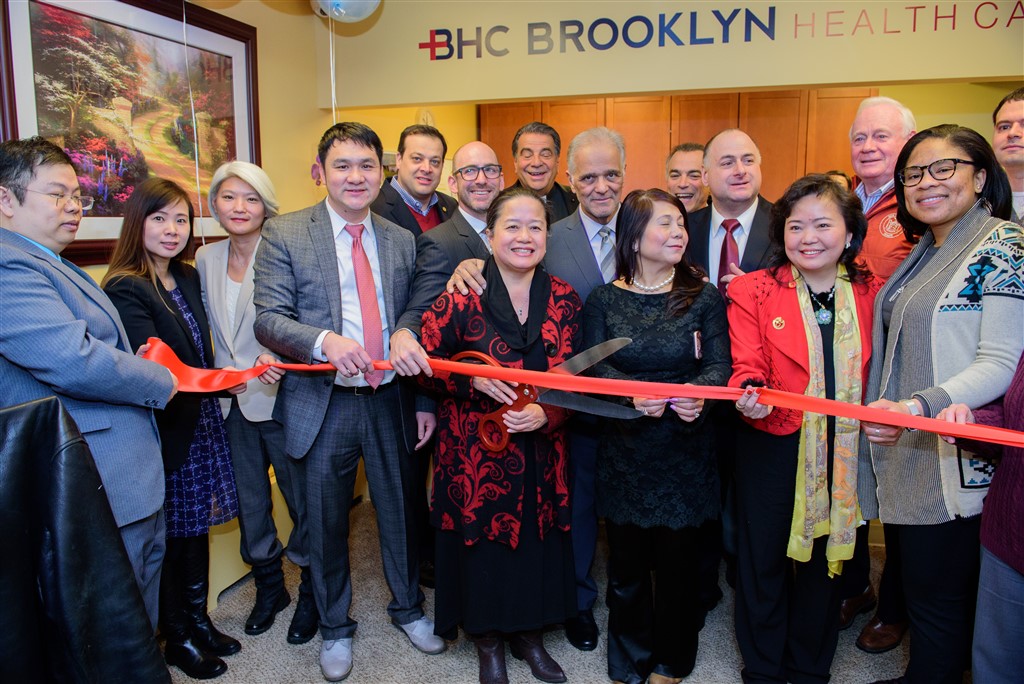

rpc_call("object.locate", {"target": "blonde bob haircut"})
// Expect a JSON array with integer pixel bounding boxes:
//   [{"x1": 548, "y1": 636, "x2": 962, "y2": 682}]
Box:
[{"x1": 207, "y1": 160, "x2": 280, "y2": 223}]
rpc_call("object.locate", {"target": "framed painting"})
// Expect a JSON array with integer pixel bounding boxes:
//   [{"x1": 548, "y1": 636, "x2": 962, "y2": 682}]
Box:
[{"x1": 0, "y1": 0, "x2": 260, "y2": 264}]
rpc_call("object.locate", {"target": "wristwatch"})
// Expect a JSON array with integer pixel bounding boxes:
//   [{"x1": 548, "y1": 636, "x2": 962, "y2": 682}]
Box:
[{"x1": 903, "y1": 399, "x2": 922, "y2": 417}]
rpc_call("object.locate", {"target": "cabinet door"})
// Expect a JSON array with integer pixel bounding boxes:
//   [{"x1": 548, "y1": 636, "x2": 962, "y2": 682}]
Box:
[
  {"x1": 479, "y1": 102, "x2": 543, "y2": 188},
  {"x1": 605, "y1": 96, "x2": 671, "y2": 193},
  {"x1": 542, "y1": 99, "x2": 604, "y2": 187},
  {"x1": 670, "y1": 94, "x2": 740, "y2": 149},
  {"x1": 805, "y1": 87, "x2": 878, "y2": 178},
  {"x1": 740, "y1": 91, "x2": 809, "y2": 202}
]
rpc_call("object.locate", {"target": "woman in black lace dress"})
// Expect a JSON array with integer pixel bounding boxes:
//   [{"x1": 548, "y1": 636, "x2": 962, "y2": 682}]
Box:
[{"x1": 582, "y1": 188, "x2": 731, "y2": 684}]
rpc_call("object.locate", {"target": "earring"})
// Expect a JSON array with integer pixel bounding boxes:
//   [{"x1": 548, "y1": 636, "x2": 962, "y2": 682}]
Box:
[
  {"x1": 845, "y1": 241, "x2": 851, "y2": 249},
  {"x1": 633, "y1": 242, "x2": 639, "y2": 253}
]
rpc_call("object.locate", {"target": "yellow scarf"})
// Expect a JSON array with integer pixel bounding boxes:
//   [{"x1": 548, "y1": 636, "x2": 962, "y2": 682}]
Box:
[{"x1": 788, "y1": 264, "x2": 862, "y2": 577}]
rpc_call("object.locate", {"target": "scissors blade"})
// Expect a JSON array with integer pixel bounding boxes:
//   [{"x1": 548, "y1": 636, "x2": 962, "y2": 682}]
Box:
[
  {"x1": 548, "y1": 337, "x2": 631, "y2": 377},
  {"x1": 539, "y1": 389, "x2": 643, "y2": 420}
]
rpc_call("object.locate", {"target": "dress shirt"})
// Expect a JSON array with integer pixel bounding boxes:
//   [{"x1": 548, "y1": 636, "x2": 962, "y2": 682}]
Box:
[
  {"x1": 459, "y1": 207, "x2": 491, "y2": 253},
  {"x1": 313, "y1": 200, "x2": 394, "y2": 386},
  {"x1": 856, "y1": 178, "x2": 895, "y2": 214},
  {"x1": 224, "y1": 275, "x2": 241, "y2": 333},
  {"x1": 390, "y1": 176, "x2": 438, "y2": 217},
  {"x1": 707, "y1": 200, "x2": 758, "y2": 285},
  {"x1": 580, "y1": 208, "x2": 619, "y2": 284},
  {"x1": 12, "y1": 232, "x2": 61, "y2": 261}
]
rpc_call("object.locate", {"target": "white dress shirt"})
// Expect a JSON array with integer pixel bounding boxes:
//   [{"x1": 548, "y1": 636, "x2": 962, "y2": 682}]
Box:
[
  {"x1": 580, "y1": 208, "x2": 619, "y2": 284},
  {"x1": 459, "y1": 207, "x2": 491, "y2": 253},
  {"x1": 707, "y1": 200, "x2": 758, "y2": 285}
]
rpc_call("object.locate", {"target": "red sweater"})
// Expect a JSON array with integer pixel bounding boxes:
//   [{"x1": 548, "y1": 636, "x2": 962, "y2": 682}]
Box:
[{"x1": 852, "y1": 179, "x2": 914, "y2": 282}]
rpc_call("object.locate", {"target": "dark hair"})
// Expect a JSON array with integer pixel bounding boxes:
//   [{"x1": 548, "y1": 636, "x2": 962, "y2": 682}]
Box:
[
  {"x1": 484, "y1": 186, "x2": 552, "y2": 235},
  {"x1": 102, "y1": 178, "x2": 195, "y2": 290},
  {"x1": 512, "y1": 122, "x2": 561, "y2": 157},
  {"x1": 767, "y1": 174, "x2": 870, "y2": 284},
  {"x1": 668, "y1": 141, "x2": 704, "y2": 157},
  {"x1": 824, "y1": 169, "x2": 853, "y2": 191},
  {"x1": 894, "y1": 124, "x2": 1012, "y2": 241},
  {"x1": 397, "y1": 124, "x2": 448, "y2": 159},
  {"x1": 992, "y1": 86, "x2": 1024, "y2": 124},
  {"x1": 317, "y1": 122, "x2": 383, "y2": 167},
  {"x1": 615, "y1": 188, "x2": 706, "y2": 317},
  {"x1": 0, "y1": 136, "x2": 75, "y2": 203}
]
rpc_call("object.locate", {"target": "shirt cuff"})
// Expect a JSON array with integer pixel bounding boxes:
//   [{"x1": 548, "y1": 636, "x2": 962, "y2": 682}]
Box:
[{"x1": 313, "y1": 330, "x2": 331, "y2": 362}]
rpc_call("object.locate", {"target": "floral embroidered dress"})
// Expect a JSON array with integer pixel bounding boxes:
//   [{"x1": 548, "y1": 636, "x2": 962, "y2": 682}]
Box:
[{"x1": 418, "y1": 264, "x2": 579, "y2": 636}]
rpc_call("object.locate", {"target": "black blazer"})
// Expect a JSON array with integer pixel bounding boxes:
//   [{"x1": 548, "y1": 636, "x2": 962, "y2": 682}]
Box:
[
  {"x1": 512, "y1": 180, "x2": 579, "y2": 224},
  {"x1": 104, "y1": 262, "x2": 213, "y2": 472},
  {"x1": 685, "y1": 196, "x2": 775, "y2": 275},
  {"x1": 370, "y1": 181, "x2": 459, "y2": 238}
]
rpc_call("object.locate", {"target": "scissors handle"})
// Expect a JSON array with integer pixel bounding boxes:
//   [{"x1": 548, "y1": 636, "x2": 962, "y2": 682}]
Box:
[{"x1": 451, "y1": 351, "x2": 539, "y2": 452}]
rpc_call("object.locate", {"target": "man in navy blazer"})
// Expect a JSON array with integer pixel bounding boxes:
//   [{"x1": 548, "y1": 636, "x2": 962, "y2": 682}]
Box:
[
  {"x1": 0, "y1": 137, "x2": 176, "y2": 628},
  {"x1": 370, "y1": 124, "x2": 459, "y2": 237},
  {"x1": 254, "y1": 123, "x2": 442, "y2": 682}
]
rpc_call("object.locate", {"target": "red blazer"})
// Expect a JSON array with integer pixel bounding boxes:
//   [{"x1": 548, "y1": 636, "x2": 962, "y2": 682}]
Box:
[{"x1": 727, "y1": 268, "x2": 881, "y2": 435}]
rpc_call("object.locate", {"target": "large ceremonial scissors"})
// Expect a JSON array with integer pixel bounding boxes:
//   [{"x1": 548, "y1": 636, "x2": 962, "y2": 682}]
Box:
[{"x1": 452, "y1": 337, "x2": 640, "y2": 452}]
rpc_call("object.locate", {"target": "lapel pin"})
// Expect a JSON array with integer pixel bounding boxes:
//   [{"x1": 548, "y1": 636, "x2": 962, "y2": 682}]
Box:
[{"x1": 773, "y1": 317, "x2": 785, "y2": 330}]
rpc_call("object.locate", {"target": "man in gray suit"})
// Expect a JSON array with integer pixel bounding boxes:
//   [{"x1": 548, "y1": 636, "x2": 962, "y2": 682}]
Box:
[
  {"x1": 0, "y1": 136, "x2": 177, "y2": 628},
  {"x1": 447, "y1": 127, "x2": 627, "y2": 651},
  {"x1": 253, "y1": 122, "x2": 442, "y2": 682}
]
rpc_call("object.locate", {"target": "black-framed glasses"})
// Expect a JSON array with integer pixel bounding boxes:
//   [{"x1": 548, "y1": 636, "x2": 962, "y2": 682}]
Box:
[
  {"x1": 897, "y1": 158, "x2": 975, "y2": 187},
  {"x1": 19, "y1": 187, "x2": 95, "y2": 210},
  {"x1": 454, "y1": 164, "x2": 502, "y2": 180}
]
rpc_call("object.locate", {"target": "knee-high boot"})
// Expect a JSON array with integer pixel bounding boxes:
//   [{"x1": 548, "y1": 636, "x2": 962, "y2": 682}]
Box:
[
  {"x1": 161, "y1": 536, "x2": 227, "y2": 679},
  {"x1": 182, "y1": 534, "x2": 241, "y2": 657}
]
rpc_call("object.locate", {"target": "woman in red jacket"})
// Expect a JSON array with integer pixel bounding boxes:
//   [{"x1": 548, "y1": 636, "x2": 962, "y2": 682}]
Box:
[{"x1": 726, "y1": 174, "x2": 881, "y2": 683}]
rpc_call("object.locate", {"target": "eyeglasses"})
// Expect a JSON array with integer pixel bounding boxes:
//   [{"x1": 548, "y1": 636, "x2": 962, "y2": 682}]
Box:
[
  {"x1": 454, "y1": 164, "x2": 502, "y2": 181},
  {"x1": 21, "y1": 187, "x2": 95, "y2": 210},
  {"x1": 897, "y1": 158, "x2": 975, "y2": 187}
]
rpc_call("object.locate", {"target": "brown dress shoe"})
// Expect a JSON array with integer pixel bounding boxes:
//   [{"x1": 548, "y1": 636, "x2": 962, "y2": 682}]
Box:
[
  {"x1": 474, "y1": 634, "x2": 508, "y2": 684},
  {"x1": 649, "y1": 673, "x2": 684, "y2": 684},
  {"x1": 856, "y1": 618, "x2": 909, "y2": 654},
  {"x1": 509, "y1": 631, "x2": 566, "y2": 683},
  {"x1": 838, "y1": 585, "x2": 877, "y2": 630}
]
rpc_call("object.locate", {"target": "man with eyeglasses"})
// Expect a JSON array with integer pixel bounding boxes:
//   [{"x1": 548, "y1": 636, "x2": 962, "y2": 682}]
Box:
[
  {"x1": 511, "y1": 121, "x2": 579, "y2": 223},
  {"x1": 0, "y1": 136, "x2": 177, "y2": 629},
  {"x1": 371, "y1": 124, "x2": 458, "y2": 236},
  {"x1": 992, "y1": 87, "x2": 1024, "y2": 223}
]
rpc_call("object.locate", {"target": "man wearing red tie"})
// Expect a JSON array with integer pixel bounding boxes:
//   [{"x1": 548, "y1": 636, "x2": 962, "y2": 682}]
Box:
[{"x1": 254, "y1": 123, "x2": 443, "y2": 682}]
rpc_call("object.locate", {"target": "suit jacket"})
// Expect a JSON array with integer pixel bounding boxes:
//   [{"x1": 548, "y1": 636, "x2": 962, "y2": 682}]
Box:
[
  {"x1": 685, "y1": 196, "x2": 774, "y2": 277},
  {"x1": 545, "y1": 209, "x2": 606, "y2": 303},
  {"x1": 512, "y1": 180, "x2": 579, "y2": 224},
  {"x1": 370, "y1": 181, "x2": 458, "y2": 238},
  {"x1": 0, "y1": 227, "x2": 170, "y2": 527},
  {"x1": 726, "y1": 267, "x2": 880, "y2": 436},
  {"x1": 253, "y1": 202, "x2": 421, "y2": 458},
  {"x1": 104, "y1": 262, "x2": 213, "y2": 473},
  {"x1": 195, "y1": 238, "x2": 279, "y2": 422},
  {"x1": 400, "y1": 210, "x2": 492, "y2": 336}
]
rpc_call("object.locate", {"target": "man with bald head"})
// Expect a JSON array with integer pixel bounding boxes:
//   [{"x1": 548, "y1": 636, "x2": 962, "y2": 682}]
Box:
[{"x1": 849, "y1": 96, "x2": 917, "y2": 280}]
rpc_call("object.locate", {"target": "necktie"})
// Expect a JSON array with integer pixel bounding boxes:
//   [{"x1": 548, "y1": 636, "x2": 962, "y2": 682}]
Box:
[
  {"x1": 345, "y1": 224, "x2": 384, "y2": 388},
  {"x1": 717, "y1": 218, "x2": 740, "y2": 292},
  {"x1": 598, "y1": 225, "x2": 615, "y2": 283}
]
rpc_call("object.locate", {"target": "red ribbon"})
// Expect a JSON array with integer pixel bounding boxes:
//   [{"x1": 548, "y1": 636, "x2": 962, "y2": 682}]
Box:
[{"x1": 143, "y1": 337, "x2": 1024, "y2": 448}]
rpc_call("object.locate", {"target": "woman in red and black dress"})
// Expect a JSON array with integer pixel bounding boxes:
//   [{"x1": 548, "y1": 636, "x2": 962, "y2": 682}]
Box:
[{"x1": 419, "y1": 187, "x2": 579, "y2": 684}]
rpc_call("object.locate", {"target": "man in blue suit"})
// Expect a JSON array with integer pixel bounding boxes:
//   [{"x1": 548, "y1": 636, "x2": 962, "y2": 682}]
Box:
[{"x1": 0, "y1": 137, "x2": 177, "y2": 628}]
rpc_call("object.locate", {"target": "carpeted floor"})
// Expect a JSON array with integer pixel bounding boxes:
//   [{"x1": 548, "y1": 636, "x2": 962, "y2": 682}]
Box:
[{"x1": 172, "y1": 502, "x2": 909, "y2": 683}]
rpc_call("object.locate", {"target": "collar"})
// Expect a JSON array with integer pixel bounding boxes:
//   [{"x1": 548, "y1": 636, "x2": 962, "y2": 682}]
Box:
[
  {"x1": 855, "y1": 178, "x2": 895, "y2": 202},
  {"x1": 390, "y1": 176, "x2": 438, "y2": 216},
  {"x1": 10, "y1": 231, "x2": 61, "y2": 261},
  {"x1": 580, "y1": 207, "x2": 619, "y2": 242},
  {"x1": 324, "y1": 199, "x2": 374, "y2": 241},
  {"x1": 710, "y1": 199, "x2": 758, "y2": 236},
  {"x1": 458, "y1": 207, "x2": 487, "y2": 235}
]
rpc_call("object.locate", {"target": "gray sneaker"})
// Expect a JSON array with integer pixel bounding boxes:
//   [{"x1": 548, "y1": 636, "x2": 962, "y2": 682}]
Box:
[
  {"x1": 319, "y1": 638, "x2": 353, "y2": 681},
  {"x1": 396, "y1": 616, "x2": 446, "y2": 655}
]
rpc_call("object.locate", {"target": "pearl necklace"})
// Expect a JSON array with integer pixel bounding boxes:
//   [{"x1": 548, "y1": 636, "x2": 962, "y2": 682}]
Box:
[{"x1": 631, "y1": 272, "x2": 674, "y2": 292}]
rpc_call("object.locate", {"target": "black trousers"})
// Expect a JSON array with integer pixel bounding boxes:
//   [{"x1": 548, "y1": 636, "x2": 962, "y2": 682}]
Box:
[
  {"x1": 605, "y1": 521, "x2": 701, "y2": 684},
  {"x1": 838, "y1": 521, "x2": 907, "y2": 624},
  {"x1": 888, "y1": 516, "x2": 980, "y2": 684},
  {"x1": 734, "y1": 428, "x2": 843, "y2": 684}
]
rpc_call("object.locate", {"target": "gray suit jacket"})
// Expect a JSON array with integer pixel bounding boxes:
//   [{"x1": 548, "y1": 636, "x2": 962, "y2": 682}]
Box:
[
  {"x1": 400, "y1": 210, "x2": 491, "y2": 336},
  {"x1": 545, "y1": 209, "x2": 607, "y2": 304},
  {"x1": 685, "y1": 196, "x2": 775, "y2": 276},
  {"x1": 253, "y1": 202, "x2": 420, "y2": 458},
  {"x1": 195, "y1": 238, "x2": 279, "y2": 422},
  {"x1": 0, "y1": 228, "x2": 171, "y2": 527}
]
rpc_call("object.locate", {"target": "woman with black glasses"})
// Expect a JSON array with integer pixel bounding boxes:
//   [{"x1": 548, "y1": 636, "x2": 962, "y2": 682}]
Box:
[{"x1": 860, "y1": 125, "x2": 1024, "y2": 684}]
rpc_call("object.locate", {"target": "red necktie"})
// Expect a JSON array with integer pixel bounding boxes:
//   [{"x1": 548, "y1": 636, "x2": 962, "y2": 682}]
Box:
[
  {"x1": 717, "y1": 218, "x2": 740, "y2": 292},
  {"x1": 345, "y1": 224, "x2": 384, "y2": 388}
]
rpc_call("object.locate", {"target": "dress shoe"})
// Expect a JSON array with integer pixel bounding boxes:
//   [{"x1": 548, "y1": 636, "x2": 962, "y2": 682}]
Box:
[
  {"x1": 287, "y1": 566, "x2": 320, "y2": 644},
  {"x1": 395, "y1": 615, "x2": 446, "y2": 654},
  {"x1": 164, "y1": 637, "x2": 228, "y2": 680},
  {"x1": 856, "y1": 618, "x2": 909, "y2": 654},
  {"x1": 649, "y1": 674, "x2": 683, "y2": 684},
  {"x1": 419, "y1": 559, "x2": 436, "y2": 589},
  {"x1": 868, "y1": 677, "x2": 907, "y2": 684},
  {"x1": 474, "y1": 633, "x2": 509, "y2": 684},
  {"x1": 320, "y1": 638, "x2": 353, "y2": 682},
  {"x1": 564, "y1": 608, "x2": 598, "y2": 651},
  {"x1": 509, "y1": 631, "x2": 566, "y2": 683},
  {"x1": 246, "y1": 559, "x2": 291, "y2": 635},
  {"x1": 838, "y1": 585, "x2": 877, "y2": 630}
]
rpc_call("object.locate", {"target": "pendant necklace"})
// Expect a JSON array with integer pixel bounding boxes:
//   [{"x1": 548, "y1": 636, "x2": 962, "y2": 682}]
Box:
[
  {"x1": 809, "y1": 285, "x2": 835, "y2": 325},
  {"x1": 632, "y1": 272, "x2": 675, "y2": 292}
]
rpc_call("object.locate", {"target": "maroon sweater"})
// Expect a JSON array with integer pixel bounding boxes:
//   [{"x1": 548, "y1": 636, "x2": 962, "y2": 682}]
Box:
[{"x1": 966, "y1": 352, "x2": 1024, "y2": 575}]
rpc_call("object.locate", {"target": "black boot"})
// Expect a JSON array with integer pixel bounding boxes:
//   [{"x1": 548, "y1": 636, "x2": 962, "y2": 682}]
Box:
[
  {"x1": 182, "y1": 535, "x2": 241, "y2": 657},
  {"x1": 287, "y1": 565, "x2": 319, "y2": 644},
  {"x1": 161, "y1": 537, "x2": 227, "y2": 680},
  {"x1": 246, "y1": 556, "x2": 290, "y2": 635}
]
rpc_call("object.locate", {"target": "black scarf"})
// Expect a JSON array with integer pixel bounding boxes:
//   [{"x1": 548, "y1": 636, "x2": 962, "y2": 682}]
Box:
[{"x1": 480, "y1": 257, "x2": 552, "y2": 362}]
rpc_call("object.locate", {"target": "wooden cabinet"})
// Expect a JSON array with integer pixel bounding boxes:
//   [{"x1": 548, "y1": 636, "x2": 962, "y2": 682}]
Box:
[{"x1": 479, "y1": 86, "x2": 877, "y2": 205}]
